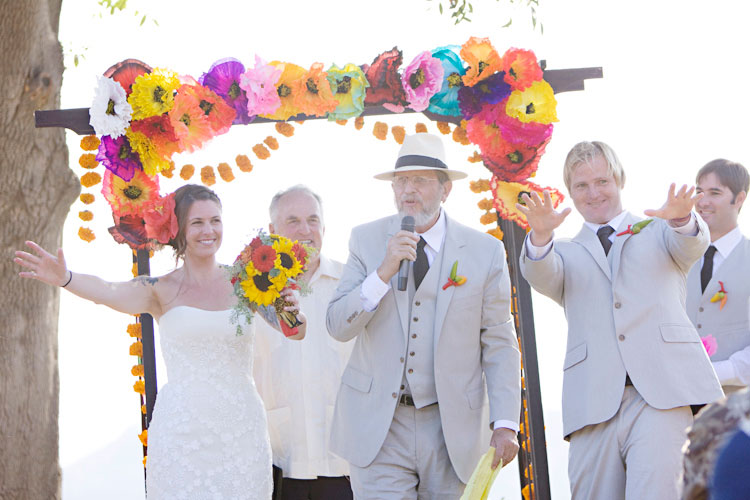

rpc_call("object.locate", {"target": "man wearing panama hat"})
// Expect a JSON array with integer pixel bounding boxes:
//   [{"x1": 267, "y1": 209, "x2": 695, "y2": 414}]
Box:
[{"x1": 327, "y1": 133, "x2": 521, "y2": 498}]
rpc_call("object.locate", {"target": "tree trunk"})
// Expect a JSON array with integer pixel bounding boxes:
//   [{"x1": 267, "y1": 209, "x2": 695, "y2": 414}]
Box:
[{"x1": 0, "y1": 0, "x2": 79, "y2": 498}]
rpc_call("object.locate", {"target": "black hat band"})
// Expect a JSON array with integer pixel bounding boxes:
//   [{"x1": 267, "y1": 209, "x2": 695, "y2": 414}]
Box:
[{"x1": 395, "y1": 154, "x2": 448, "y2": 170}]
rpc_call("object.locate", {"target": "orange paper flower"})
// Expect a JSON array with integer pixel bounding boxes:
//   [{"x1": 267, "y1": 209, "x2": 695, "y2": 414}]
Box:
[
  {"x1": 502, "y1": 48, "x2": 544, "y2": 91},
  {"x1": 461, "y1": 37, "x2": 503, "y2": 87},
  {"x1": 81, "y1": 172, "x2": 102, "y2": 188},
  {"x1": 292, "y1": 62, "x2": 339, "y2": 117}
]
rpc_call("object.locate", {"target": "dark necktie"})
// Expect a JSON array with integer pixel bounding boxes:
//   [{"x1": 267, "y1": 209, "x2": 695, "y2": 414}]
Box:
[
  {"x1": 413, "y1": 237, "x2": 429, "y2": 290},
  {"x1": 597, "y1": 225, "x2": 615, "y2": 256},
  {"x1": 701, "y1": 245, "x2": 718, "y2": 293}
]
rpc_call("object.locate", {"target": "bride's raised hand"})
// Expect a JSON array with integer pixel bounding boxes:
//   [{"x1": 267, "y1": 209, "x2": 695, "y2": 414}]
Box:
[{"x1": 14, "y1": 241, "x2": 70, "y2": 287}]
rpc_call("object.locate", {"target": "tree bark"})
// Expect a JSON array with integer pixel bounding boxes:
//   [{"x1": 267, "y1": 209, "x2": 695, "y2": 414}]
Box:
[{"x1": 0, "y1": 0, "x2": 78, "y2": 498}]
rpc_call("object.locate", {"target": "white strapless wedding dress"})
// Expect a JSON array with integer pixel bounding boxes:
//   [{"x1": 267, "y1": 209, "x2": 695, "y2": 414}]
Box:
[{"x1": 146, "y1": 306, "x2": 272, "y2": 499}]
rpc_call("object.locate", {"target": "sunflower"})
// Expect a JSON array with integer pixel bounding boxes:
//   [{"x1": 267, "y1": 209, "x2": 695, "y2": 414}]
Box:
[
  {"x1": 128, "y1": 68, "x2": 180, "y2": 120},
  {"x1": 101, "y1": 168, "x2": 160, "y2": 218},
  {"x1": 272, "y1": 237, "x2": 303, "y2": 279},
  {"x1": 505, "y1": 80, "x2": 558, "y2": 124},
  {"x1": 240, "y1": 271, "x2": 283, "y2": 307}
]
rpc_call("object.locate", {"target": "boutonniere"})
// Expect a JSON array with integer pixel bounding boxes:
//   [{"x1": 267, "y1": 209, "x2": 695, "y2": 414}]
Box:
[
  {"x1": 616, "y1": 218, "x2": 654, "y2": 237},
  {"x1": 442, "y1": 260, "x2": 467, "y2": 290},
  {"x1": 710, "y1": 281, "x2": 728, "y2": 310}
]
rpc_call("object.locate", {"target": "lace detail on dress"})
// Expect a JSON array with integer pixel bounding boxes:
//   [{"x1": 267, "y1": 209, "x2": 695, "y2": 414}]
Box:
[{"x1": 146, "y1": 307, "x2": 272, "y2": 500}]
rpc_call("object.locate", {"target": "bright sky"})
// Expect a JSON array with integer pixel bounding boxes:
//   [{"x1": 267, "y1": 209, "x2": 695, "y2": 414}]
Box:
[{"x1": 55, "y1": 1, "x2": 750, "y2": 498}]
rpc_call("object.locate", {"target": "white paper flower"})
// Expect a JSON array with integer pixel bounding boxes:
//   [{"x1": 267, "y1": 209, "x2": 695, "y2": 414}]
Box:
[{"x1": 89, "y1": 76, "x2": 133, "y2": 138}]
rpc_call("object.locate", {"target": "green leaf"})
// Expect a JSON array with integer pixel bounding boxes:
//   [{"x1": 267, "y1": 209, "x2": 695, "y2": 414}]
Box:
[
  {"x1": 439, "y1": 3, "x2": 443, "y2": 13},
  {"x1": 502, "y1": 18, "x2": 512, "y2": 28},
  {"x1": 74, "y1": 55, "x2": 79, "y2": 67},
  {"x1": 140, "y1": 14, "x2": 146, "y2": 26}
]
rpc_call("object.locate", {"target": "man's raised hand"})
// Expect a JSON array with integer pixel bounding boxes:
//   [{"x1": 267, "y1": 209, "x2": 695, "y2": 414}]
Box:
[
  {"x1": 644, "y1": 183, "x2": 702, "y2": 226},
  {"x1": 516, "y1": 190, "x2": 571, "y2": 246}
]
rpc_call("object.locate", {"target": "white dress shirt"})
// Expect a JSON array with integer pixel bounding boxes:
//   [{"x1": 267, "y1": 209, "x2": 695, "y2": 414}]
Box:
[
  {"x1": 253, "y1": 255, "x2": 354, "y2": 479},
  {"x1": 702, "y1": 226, "x2": 750, "y2": 386},
  {"x1": 359, "y1": 210, "x2": 518, "y2": 433}
]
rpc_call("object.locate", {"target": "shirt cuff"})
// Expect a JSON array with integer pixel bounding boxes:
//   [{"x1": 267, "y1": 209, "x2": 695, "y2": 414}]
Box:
[
  {"x1": 524, "y1": 232, "x2": 553, "y2": 261},
  {"x1": 492, "y1": 419, "x2": 519, "y2": 433},
  {"x1": 360, "y1": 271, "x2": 391, "y2": 312},
  {"x1": 672, "y1": 212, "x2": 698, "y2": 235},
  {"x1": 713, "y1": 359, "x2": 741, "y2": 387}
]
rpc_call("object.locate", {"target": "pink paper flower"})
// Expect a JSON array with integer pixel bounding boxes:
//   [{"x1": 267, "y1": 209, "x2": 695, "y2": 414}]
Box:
[
  {"x1": 239, "y1": 56, "x2": 282, "y2": 117},
  {"x1": 701, "y1": 335, "x2": 718, "y2": 357},
  {"x1": 402, "y1": 51, "x2": 444, "y2": 112}
]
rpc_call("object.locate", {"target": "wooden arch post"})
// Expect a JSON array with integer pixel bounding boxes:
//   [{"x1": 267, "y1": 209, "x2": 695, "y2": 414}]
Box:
[{"x1": 36, "y1": 62, "x2": 602, "y2": 500}]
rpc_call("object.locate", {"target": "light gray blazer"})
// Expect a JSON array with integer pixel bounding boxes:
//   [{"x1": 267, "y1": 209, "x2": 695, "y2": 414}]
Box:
[
  {"x1": 520, "y1": 212, "x2": 723, "y2": 438},
  {"x1": 687, "y1": 235, "x2": 750, "y2": 391},
  {"x1": 326, "y1": 213, "x2": 521, "y2": 482}
]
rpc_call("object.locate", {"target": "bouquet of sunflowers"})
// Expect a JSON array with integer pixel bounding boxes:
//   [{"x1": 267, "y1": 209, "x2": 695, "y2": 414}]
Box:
[{"x1": 228, "y1": 230, "x2": 310, "y2": 336}]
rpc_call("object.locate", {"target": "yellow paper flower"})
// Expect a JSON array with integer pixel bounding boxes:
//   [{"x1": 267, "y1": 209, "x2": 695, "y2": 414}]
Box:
[
  {"x1": 492, "y1": 179, "x2": 564, "y2": 230},
  {"x1": 125, "y1": 130, "x2": 171, "y2": 177},
  {"x1": 128, "y1": 68, "x2": 180, "y2": 120},
  {"x1": 505, "y1": 81, "x2": 558, "y2": 124},
  {"x1": 273, "y1": 237, "x2": 303, "y2": 280},
  {"x1": 261, "y1": 61, "x2": 306, "y2": 121}
]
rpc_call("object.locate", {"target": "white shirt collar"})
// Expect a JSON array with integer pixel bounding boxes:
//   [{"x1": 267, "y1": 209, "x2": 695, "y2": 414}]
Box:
[
  {"x1": 308, "y1": 254, "x2": 341, "y2": 284},
  {"x1": 417, "y1": 209, "x2": 446, "y2": 253},
  {"x1": 583, "y1": 210, "x2": 628, "y2": 234},
  {"x1": 711, "y1": 226, "x2": 743, "y2": 258}
]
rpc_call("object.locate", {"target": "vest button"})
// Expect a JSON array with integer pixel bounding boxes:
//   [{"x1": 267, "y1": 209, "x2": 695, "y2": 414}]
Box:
[
  {"x1": 392, "y1": 392, "x2": 397, "y2": 398},
  {"x1": 412, "y1": 334, "x2": 417, "y2": 339},
  {"x1": 699, "y1": 307, "x2": 704, "y2": 312},
  {"x1": 697, "y1": 324, "x2": 702, "y2": 329},
  {"x1": 614, "y1": 302, "x2": 622, "y2": 309},
  {"x1": 415, "y1": 301, "x2": 421, "y2": 306},
  {"x1": 618, "y1": 334, "x2": 625, "y2": 341},
  {"x1": 408, "y1": 369, "x2": 414, "y2": 374},
  {"x1": 400, "y1": 357, "x2": 405, "y2": 363},
  {"x1": 410, "y1": 351, "x2": 415, "y2": 357},
  {"x1": 400, "y1": 384, "x2": 405, "y2": 390},
  {"x1": 413, "y1": 317, "x2": 419, "y2": 322}
]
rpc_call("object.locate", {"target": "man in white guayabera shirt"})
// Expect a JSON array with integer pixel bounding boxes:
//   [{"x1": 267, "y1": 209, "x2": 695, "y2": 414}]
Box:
[{"x1": 253, "y1": 185, "x2": 354, "y2": 500}]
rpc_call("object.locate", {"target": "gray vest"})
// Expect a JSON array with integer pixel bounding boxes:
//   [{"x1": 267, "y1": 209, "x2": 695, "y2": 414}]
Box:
[
  {"x1": 399, "y1": 254, "x2": 441, "y2": 408},
  {"x1": 687, "y1": 236, "x2": 750, "y2": 389}
]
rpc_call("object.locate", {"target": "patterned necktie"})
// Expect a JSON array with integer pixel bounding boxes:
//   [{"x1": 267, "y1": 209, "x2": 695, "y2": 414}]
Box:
[
  {"x1": 413, "y1": 237, "x2": 429, "y2": 290},
  {"x1": 597, "y1": 225, "x2": 615, "y2": 256},
  {"x1": 701, "y1": 245, "x2": 718, "y2": 293}
]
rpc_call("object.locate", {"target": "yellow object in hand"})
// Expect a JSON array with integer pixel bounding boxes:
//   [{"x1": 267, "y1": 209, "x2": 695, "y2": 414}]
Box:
[{"x1": 460, "y1": 447, "x2": 503, "y2": 500}]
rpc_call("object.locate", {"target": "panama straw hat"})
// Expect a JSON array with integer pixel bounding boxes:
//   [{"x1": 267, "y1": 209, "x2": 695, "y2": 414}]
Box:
[{"x1": 373, "y1": 133, "x2": 468, "y2": 181}]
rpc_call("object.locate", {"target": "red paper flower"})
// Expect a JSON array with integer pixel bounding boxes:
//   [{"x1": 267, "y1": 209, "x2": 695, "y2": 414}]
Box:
[
  {"x1": 143, "y1": 193, "x2": 178, "y2": 244},
  {"x1": 501, "y1": 48, "x2": 543, "y2": 91},
  {"x1": 291, "y1": 242, "x2": 308, "y2": 263},
  {"x1": 108, "y1": 214, "x2": 152, "y2": 250},
  {"x1": 481, "y1": 137, "x2": 550, "y2": 182},
  {"x1": 103, "y1": 58, "x2": 152, "y2": 96},
  {"x1": 129, "y1": 114, "x2": 181, "y2": 159},
  {"x1": 362, "y1": 48, "x2": 407, "y2": 107},
  {"x1": 251, "y1": 245, "x2": 277, "y2": 273}
]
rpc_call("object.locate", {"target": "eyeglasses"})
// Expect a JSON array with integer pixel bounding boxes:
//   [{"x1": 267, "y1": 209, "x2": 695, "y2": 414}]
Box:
[{"x1": 392, "y1": 176, "x2": 439, "y2": 189}]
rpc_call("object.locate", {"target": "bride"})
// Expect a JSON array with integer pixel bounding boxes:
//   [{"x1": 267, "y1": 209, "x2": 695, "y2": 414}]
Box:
[{"x1": 14, "y1": 184, "x2": 304, "y2": 499}]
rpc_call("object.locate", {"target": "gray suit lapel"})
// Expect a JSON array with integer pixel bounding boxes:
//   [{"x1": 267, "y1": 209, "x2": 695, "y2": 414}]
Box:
[
  {"x1": 572, "y1": 225, "x2": 611, "y2": 281},
  {"x1": 434, "y1": 218, "x2": 464, "y2": 345},
  {"x1": 709, "y1": 236, "x2": 750, "y2": 295},
  {"x1": 386, "y1": 217, "x2": 411, "y2": 336},
  {"x1": 610, "y1": 212, "x2": 641, "y2": 284}
]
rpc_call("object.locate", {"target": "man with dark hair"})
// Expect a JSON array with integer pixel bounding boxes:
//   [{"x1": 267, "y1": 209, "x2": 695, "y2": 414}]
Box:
[{"x1": 688, "y1": 159, "x2": 750, "y2": 394}]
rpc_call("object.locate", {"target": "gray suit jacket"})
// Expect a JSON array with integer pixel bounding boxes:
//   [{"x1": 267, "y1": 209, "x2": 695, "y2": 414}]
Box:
[
  {"x1": 520, "y1": 212, "x2": 723, "y2": 437},
  {"x1": 687, "y1": 235, "x2": 750, "y2": 391},
  {"x1": 326, "y1": 213, "x2": 521, "y2": 482}
]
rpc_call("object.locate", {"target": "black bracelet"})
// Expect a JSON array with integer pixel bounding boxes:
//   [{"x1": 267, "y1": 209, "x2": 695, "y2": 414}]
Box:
[{"x1": 61, "y1": 271, "x2": 73, "y2": 288}]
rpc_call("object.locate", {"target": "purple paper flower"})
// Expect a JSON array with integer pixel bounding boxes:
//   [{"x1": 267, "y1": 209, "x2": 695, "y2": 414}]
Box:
[
  {"x1": 239, "y1": 56, "x2": 282, "y2": 117},
  {"x1": 402, "y1": 51, "x2": 444, "y2": 112},
  {"x1": 96, "y1": 135, "x2": 142, "y2": 181},
  {"x1": 458, "y1": 71, "x2": 512, "y2": 119},
  {"x1": 199, "y1": 58, "x2": 254, "y2": 125}
]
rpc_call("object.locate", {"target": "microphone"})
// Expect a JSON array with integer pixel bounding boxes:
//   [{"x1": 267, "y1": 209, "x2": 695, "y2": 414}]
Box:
[{"x1": 397, "y1": 216, "x2": 415, "y2": 291}]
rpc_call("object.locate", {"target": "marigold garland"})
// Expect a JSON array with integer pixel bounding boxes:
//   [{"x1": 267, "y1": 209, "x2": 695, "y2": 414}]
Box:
[
  {"x1": 468, "y1": 151, "x2": 483, "y2": 163},
  {"x1": 127, "y1": 323, "x2": 142, "y2": 338},
  {"x1": 470, "y1": 179, "x2": 492, "y2": 193},
  {"x1": 160, "y1": 161, "x2": 175, "y2": 178},
  {"x1": 264, "y1": 136, "x2": 279, "y2": 150},
  {"x1": 236, "y1": 155, "x2": 253, "y2": 172},
  {"x1": 373, "y1": 121, "x2": 388, "y2": 140},
  {"x1": 253, "y1": 144, "x2": 270, "y2": 159},
  {"x1": 436, "y1": 121, "x2": 452, "y2": 135},
  {"x1": 179, "y1": 165, "x2": 195, "y2": 181},
  {"x1": 80, "y1": 193, "x2": 95, "y2": 204},
  {"x1": 354, "y1": 116, "x2": 365, "y2": 130},
  {"x1": 217, "y1": 163, "x2": 235, "y2": 182},
  {"x1": 131, "y1": 364, "x2": 145, "y2": 377},
  {"x1": 78, "y1": 227, "x2": 96, "y2": 242},
  {"x1": 335, "y1": 119, "x2": 347, "y2": 126},
  {"x1": 392, "y1": 126, "x2": 406, "y2": 144},
  {"x1": 138, "y1": 429, "x2": 148, "y2": 447},
  {"x1": 201, "y1": 166, "x2": 216, "y2": 186},
  {"x1": 80, "y1": 135, "x2": 101, "y2": 151},
  {"x1": 78, "y1": 211, "x2": 93, "y2": 221},
  {"x1": 486, "y1": 226, "x2": 504, "y2": 240},
  {"x1": 275, "y1": 122, "x2": 295, "y2": 137},
  {"x1": 79, "y1": 154, "x2": 99, "y2": 169},
  {"x1": 415, "y1": 123, "x2": 428, "y2": 133},
  {"x1": 452, "y1": 123, "x2": 470, "y2": 145},
  {"x1": 129, "y1": 341, "x2": 143, "y2": 357},
  {"x1": 80, "y1": 172, "x2": 102, "y2": 188}
]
